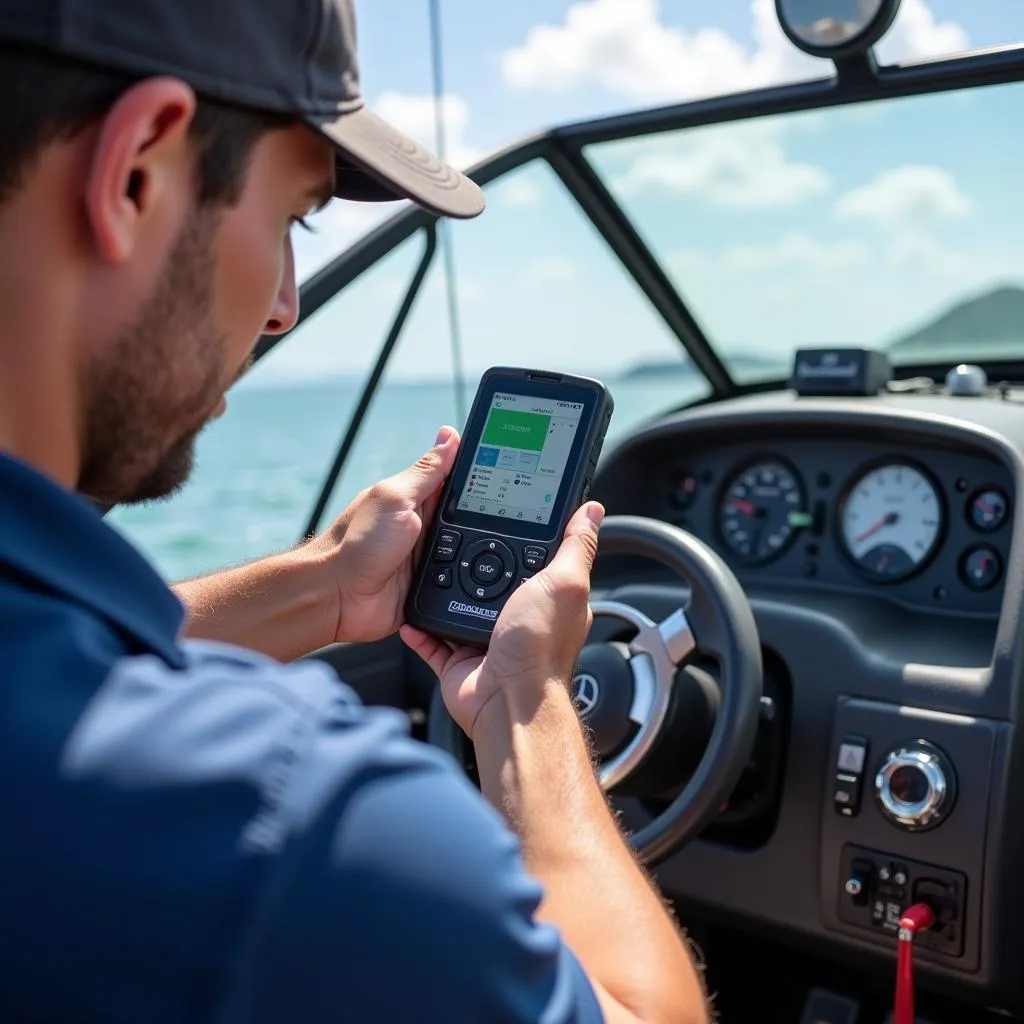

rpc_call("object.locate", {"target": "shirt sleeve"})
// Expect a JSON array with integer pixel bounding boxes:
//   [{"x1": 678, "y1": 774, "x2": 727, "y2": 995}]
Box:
[{"x1": 216, "y1": 702, "x2": 605, "y2": 1024}]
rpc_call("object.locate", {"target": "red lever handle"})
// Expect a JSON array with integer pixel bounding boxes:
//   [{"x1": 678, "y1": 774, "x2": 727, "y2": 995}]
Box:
[{"x1": 894, "y1": 903, "x2": 935, "y2": 1024}]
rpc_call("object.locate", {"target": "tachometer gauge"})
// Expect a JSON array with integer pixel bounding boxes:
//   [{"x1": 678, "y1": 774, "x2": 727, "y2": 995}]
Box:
[
  {"x1": 718, "y1": 458, "x2": 809, "y2": 564},
  {"x1": 840, "y1": 461, "x2": 943, "y2": 582}
]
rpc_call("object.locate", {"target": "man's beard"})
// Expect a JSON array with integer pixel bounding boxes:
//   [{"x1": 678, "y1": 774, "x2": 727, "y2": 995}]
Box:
[{"x1": 79, "y1": 209, "x2": 230, "y2": 506}]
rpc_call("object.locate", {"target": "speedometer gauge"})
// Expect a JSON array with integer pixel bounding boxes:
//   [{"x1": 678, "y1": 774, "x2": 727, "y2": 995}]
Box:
[
  {"x1": 718, "y1": 458, "x2": 808, "y2": 564},
  {"x1": 839, "y1": 461, "x2": 943, "y2": 582}
]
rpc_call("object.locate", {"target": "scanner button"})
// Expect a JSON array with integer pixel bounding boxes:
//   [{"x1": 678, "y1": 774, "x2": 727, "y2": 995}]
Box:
[
  {"x1": 433, "y1": 529, "x2": 461, "y2": 563},
  {"x1": 523, "y1": 545, "x2": 548, "y2": 570},
  {"x1": 433, "y1": 566, "x2": 453, "y2": 588},
  {"x1": 472, "y1": 553, "x2": 504, "y2": 585}
]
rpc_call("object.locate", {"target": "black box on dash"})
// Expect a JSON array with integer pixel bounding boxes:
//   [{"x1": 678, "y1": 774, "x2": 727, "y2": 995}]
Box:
[{"x1": 789, "y1": 348, "x2": 893, "y2": 397}]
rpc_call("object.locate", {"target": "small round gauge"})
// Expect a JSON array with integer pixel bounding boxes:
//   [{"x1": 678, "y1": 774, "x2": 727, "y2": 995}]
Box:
[
  {"x1": 840, "y1": 461, "x2": 943, "y2": 582},
  {"x1": 669, "y1": 471, "x2": 699, "y2": 510},
  {"x1": 961, "y1": 545, "x2": 1002, "y2": 590},
  {"x1": 718, "y1": 459, "x2": 808, "y2": 563},
  {"x1": 968, "y1": 488, "x2": 1009, "y2": 532}
]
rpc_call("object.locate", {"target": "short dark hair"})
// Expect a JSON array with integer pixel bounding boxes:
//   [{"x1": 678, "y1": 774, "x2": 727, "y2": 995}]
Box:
[{"x1": 0, "y1": 43, "x2": 291, "y2": 207}]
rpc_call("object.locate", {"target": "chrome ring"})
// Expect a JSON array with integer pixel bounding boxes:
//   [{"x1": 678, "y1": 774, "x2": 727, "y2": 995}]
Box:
[{"x1": 875, "y1": 749, "x2": 947, "y2": 827}]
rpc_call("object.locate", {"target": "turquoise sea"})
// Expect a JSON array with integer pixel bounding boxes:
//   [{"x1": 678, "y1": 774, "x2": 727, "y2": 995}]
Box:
[{"x1": 110, "y1": 375, "x2": 710, "y2": 583}]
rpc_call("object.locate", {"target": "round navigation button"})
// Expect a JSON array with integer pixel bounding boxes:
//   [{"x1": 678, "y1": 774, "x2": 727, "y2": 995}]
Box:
[
  {"x1": 472, "y1": 553, "x2": 503, "y2": 585},
  {"x1": 459, "y1": 537, "x2": 517, "y2": 602}
]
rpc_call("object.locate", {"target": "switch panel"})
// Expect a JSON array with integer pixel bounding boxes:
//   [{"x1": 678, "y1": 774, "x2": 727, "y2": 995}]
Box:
[
  {"x1": 832, "y1": 734, "x2": 869, "y2": 817},
  {"x1": 838, "y1": 843, "x2": 966, "y2": 958}
]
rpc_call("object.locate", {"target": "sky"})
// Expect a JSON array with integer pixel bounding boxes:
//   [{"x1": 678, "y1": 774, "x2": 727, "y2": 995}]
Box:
[{"x1": 256, "y1": 0, "x2": 1024, "y2": 386}]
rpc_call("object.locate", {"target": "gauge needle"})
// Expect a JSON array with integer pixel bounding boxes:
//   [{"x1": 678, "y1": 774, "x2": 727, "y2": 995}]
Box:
[
  {"x1": 731, "y1": 499, "x2": 760, "y2": 516},
  {"x1": 855, "y1": 511, "x2": 899, "y2": 544}
]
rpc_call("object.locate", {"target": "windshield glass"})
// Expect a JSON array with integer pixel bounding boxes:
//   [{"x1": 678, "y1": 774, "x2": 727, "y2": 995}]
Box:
[{"x1": 587, "y1": 80, "x2": 1024, "y2": 383}]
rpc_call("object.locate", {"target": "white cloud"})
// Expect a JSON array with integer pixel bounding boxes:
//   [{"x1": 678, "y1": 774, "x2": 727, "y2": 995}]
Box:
[
  {"x1": 875, "y1": 0, "x2": 969, "y2": 64},
  {"x1": 721, "y1": 234, "x2": 869, "y2": 271},
  {"x1": 501, "y1": 0, "x2": 968, "y2": 103},
  {"x1": 501, "y1": 0, "x2": 820, "y2": 104},
  {"x1": 522, "y1": 257, "x2": 581, "y2": 287},
  {"x1": 885, "y1": 232, "x2": 968, "y2": 274},
  {"x1": 835, "y1": 166, "x2": 972, "y2": 227},
  {"x1": 615, "y1": 120, "x2": 830, "y2": 208},
  {"x1": 497, "y1": 177, "x2": 544, "y2": 209},
  {"x1": 373, "y1": 91, "x2": 481, "y2": 170},
  {"x1": 669, "y1": 234, "x2": 869, "y2": 277}
]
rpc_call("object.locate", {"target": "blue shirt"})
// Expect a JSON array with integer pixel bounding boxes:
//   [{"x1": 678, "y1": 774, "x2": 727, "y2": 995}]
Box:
[{"x1": 0, "y1": 453, "x2": 603, "y2": 1023}]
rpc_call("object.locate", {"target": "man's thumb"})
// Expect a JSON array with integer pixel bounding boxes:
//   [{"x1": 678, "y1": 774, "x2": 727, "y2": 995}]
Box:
[
  {"x1": 400, "y1": 425, "x2": 460, "y2": 497},
  {"x1": 550, "y1": 502, "x2": 604, "y2": 575}
]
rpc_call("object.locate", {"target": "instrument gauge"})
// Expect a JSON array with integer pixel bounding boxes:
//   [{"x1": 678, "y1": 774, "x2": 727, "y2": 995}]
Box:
[
  {"x1": 961, "y1": 545, "x2": 1002, "y2": 590},
  {"x1": 717, "y1": 458, "x2": 809, "y2": 564},
  {"x1": 839, "y1": 461, "x2": 943, "y2": 582},
  {"x1": 968, "y1": 488, "x2": 1009, "y2": 532}
]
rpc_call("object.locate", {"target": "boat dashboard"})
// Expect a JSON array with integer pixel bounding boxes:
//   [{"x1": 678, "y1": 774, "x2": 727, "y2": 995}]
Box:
[{"x1": 587, "y1": 388, "x2": 1024, "y2": 1013}]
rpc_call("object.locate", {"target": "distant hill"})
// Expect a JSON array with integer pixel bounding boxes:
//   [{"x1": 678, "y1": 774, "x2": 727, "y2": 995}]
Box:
[{"x1": 887, "y1": 284, "x2": 1024, "y2": 360}]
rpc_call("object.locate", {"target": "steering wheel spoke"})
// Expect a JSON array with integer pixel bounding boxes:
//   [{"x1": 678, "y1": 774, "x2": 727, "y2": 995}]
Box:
[{"x1": 655, "y1": 606, "x2": 698, "y2": 666}]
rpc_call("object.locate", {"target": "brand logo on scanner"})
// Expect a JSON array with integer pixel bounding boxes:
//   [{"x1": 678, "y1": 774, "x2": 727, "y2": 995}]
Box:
[{"x1": 448, "y1": 600, "x2": 499, "y2": 620}]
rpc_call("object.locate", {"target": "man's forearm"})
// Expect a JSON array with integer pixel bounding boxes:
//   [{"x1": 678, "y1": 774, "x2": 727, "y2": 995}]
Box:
[
  {"x1": 473, "y1": 682, "x2": 709, "y2": 1024},
  {"x1": 173, "y1": 546, "x2": 337, "y2": 662}
]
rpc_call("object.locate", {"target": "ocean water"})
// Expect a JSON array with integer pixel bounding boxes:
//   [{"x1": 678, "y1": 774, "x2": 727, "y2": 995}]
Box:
[{"x1": 110, "y1": 375, "x2": 709, "y2": 583}]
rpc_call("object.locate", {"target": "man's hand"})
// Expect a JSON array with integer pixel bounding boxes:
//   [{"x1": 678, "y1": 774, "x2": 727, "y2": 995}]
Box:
[
  {"x1": 401, "y1": 499, "x2": 710, "y2": 1024},
  {"x1": 315, "y1": 425, "x2": 460, "y2": 645},
  {"x1": 400, "y1": 501, "x2": 603, "y2": 738}
]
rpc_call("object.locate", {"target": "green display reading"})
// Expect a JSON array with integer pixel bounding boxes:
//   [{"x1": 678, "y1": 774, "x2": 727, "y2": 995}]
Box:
[{"x1": 481, "y1": 408, "x2": 550, "y2": 452}]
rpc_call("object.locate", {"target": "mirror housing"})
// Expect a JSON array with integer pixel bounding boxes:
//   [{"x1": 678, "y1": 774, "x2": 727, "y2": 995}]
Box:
[{"x1": 775, "y1": 0, "x2": 901, "y2": 59}]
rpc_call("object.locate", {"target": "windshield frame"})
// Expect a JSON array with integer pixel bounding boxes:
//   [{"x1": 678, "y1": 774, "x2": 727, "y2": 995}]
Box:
[{"x1": 259, "y1": 40, "x2": 1024, "y2": 403}]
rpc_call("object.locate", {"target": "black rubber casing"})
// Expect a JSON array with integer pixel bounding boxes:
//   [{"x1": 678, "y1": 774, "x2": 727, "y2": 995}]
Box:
[{"x1": 405, "y1": 366, "x2": 614, "y2": 646}]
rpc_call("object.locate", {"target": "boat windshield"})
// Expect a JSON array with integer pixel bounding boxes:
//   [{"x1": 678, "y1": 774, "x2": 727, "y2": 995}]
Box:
[{"x1": 586, "y1": 79, "x2": 1024, "y2": 383}]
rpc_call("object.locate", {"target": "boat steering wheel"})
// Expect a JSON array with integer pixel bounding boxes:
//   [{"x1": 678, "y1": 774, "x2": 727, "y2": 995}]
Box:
[{"x1": 429, "y1": 515, "x2": 764, "y2": 865}]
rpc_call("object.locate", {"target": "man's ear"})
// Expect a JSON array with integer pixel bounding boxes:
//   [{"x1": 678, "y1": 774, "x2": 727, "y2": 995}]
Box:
[{"x1": 83, "y1": 77, "x2": 197, "y2": 264}]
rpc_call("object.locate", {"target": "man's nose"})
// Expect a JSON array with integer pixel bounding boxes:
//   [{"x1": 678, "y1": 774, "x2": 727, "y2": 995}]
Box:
[{"x1": 265, "y1": 241, "x2": 299, "y2": 335}]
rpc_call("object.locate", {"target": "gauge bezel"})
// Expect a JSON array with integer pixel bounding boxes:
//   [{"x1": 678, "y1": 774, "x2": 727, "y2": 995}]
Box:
[
  {"x1": 959, "y1": 544, "x2": 1003, "y2": 591},
  {"x1": 965, "y1": 486, "x2": 1010, "y2": 534},
  {"x1": 836, "y1": 457, "x2": 947, "y2": 584},
  {"x1": 715, "y1": 454, "x2": 808, "y2": 567}
]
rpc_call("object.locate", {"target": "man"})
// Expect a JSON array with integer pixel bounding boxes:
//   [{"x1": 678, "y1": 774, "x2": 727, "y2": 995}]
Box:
[{"x1": 0, "y1": 0, "x2": 709, "y2": 1021}]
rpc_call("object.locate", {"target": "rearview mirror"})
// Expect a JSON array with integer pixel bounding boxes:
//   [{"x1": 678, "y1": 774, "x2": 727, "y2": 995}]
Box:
[{"x1": 775, "y1": 0, "x2": 900, "y2": 58}]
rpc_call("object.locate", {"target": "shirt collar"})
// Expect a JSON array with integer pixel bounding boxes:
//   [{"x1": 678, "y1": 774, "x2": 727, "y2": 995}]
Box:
[{"x1": 0, "y1": 453, "x2": 186, "y2": 668}]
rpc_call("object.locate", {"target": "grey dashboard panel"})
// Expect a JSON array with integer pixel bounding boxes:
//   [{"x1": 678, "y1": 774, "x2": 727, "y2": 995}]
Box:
[
  {"x1": 600, "y1": 584, "x2": 1009, "y2": 997},
  {"x1": 819, "y1": 700, "x2": 998, "y2": 973},
  {"x1": 654, "y1": 436, "x2": 1011, "y2": 617},
  {"x1": 587, "y1": 390, "x2": 1024, "y2": 1007},
  {"x1": 593, "y1": 391, "x2": 1024, "y2": 719}
]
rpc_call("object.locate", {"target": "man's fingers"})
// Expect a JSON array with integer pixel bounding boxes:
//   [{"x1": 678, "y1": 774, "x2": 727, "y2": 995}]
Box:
[
  {"x1": 399, "y1": 625, "x2": 452, "y2": 678},
  {"x1": 400, "y1": 626, "x2": 483, "y2": 685},
  {"x1": 413, "y1": 482, "x2": 445, "y2": 563}
]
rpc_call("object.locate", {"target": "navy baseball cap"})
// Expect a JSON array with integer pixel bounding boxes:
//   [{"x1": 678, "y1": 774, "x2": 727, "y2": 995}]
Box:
[{"x1": 0, "y1": 0, "x2": 485, "y2": 219}]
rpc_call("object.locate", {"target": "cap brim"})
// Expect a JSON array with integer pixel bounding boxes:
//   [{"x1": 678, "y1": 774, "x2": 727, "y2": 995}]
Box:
[{"x1": 315, "y1": 106, "x2": 485, "y2": 219}]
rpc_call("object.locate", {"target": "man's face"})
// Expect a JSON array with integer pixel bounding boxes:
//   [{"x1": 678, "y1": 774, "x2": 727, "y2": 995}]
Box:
[{"x1": 79, "y1": 121, "x2": 335, "y2": 505}]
